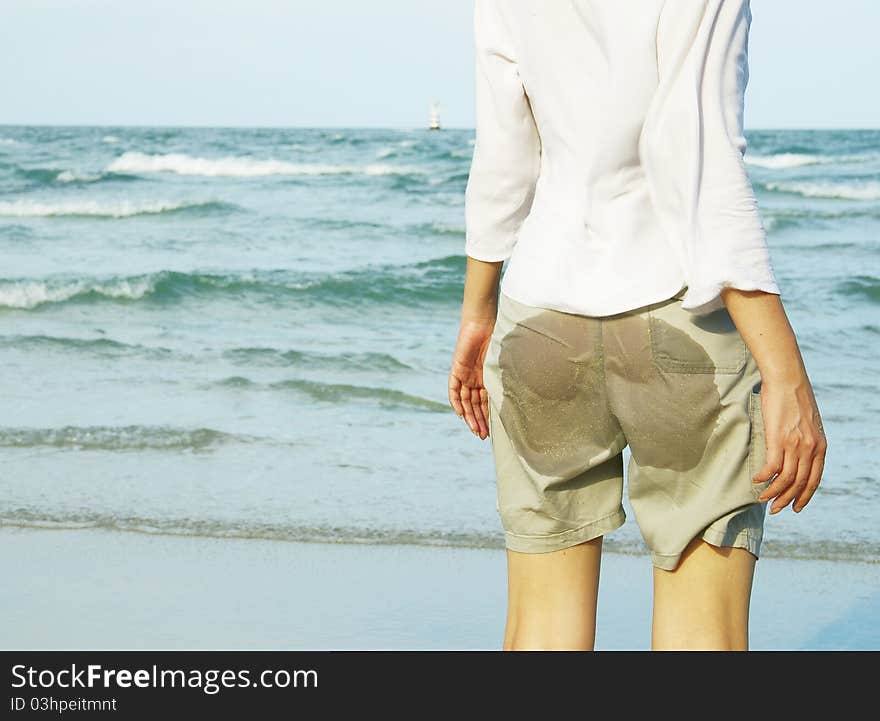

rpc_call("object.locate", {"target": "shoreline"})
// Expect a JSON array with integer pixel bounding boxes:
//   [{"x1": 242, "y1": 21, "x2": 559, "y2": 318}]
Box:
[
  {"x1": 1, "y1": 526, "x2": 877, "y2": 650},
  {"x1": 0, "y1": 518, "x2": 874, "y2": 567}
]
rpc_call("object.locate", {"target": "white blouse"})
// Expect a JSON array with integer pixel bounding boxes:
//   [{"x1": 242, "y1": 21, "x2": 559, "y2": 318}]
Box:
[{"x1": 464, "y1": 0, "x2": 781, "y2": 316}]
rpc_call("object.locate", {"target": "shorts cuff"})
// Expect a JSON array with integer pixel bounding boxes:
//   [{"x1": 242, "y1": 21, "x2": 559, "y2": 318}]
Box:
[
  {"x1": 503, "y1": 508, "x2": 626, "y2": 554},
  {"x1": 700, "y1": 524, "x2": 763, "y2": 561},
  {"x1": 651, "y1": 525, "x2": 763, "y2": 572}
]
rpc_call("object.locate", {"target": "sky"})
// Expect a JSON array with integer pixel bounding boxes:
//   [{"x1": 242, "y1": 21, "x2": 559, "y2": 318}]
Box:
[{"x1": 1, "y1": 0, "x2": 877, "y2": 129}]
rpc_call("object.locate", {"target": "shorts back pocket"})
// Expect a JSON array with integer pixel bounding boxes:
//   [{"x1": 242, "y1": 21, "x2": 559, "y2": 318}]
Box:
[{"x1": 647, "y1": 300, "x2": 747, "y2": 374}]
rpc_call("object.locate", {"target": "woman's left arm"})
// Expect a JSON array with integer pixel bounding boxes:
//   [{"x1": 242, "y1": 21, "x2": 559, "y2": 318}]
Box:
[
  {"x1": 449, "y1": 0, "x2": 541, "y2": 439},
  {"x1": 448, "y1": 258, "x2": 503, "y2": 439}
]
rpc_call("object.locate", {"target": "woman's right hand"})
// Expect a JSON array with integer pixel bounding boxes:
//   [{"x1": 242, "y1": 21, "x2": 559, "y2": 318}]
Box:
[
  {"x1": 752, "y1": 370, "x2": 827, "y2": 514},
  {"x1": 721, "y1": 288, "x2": 828, "y2": 515}
]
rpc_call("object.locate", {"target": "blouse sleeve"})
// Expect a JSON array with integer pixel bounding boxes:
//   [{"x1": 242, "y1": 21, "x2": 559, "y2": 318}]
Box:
[
  {"x1": 464, "y1": 0, "x2": 542, "y2": 263},
  {"x1": 641, "y1": 0, "x2": 781, "y2": 316},
  {"x1": 682, "y1": 0, "x2": 781, "y2": 314}
]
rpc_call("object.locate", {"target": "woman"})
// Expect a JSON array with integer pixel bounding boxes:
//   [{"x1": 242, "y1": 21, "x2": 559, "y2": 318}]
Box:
[{"x1": 448, "y1": 0, "x2": 827, "y2": 651}]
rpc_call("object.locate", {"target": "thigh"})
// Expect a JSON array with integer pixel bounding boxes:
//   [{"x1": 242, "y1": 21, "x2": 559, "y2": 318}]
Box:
[
  {"x1": 504, "y1": 539, "x2": 603, "y2": 651},
  {"x1": 652, "y1": 536, "x2": 756, "y2": 651}
]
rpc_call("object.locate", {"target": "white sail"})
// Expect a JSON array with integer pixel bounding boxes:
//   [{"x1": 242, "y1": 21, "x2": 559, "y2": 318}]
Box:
[{"x1": 429, "y1": 101, "x2": 441, "y2": 130}]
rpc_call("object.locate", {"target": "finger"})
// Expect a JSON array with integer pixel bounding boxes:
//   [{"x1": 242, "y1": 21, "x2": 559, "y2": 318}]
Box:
[
  {"x1": 770, "y1": 451, "x2": 810, "y2": 514},
  {"x1": 753, "y1": 439, "x2": 784, "y2": 483},
  {"x1": 460, "y1": 386, "x2": 478, "y2": 434},
  {"x1": 471, "y1": 387, "x2": 488, "y2": 439},
  {"x1": 773, "y1": 429, "x2": 823, "y2": 513},
  {"x1": 448, "y1": 375, "x2": 464, "y2": 418},
  {"x1": 480, "y1": 387, "x2": 490, "y2": 436},
  {"x1": 793, "y1": 439, "x2": 827, "y2": 512},
  {"x1": 468, "y1": 386, "x2": 485, "y2": 438},
  {"x1": 759, "y1": 445, "x2": 798, "y2": 504}
]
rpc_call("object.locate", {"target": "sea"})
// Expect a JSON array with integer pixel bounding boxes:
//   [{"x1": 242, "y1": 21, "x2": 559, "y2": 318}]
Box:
[{"x1": 0, "y1": 125, "x2": 877, "y2": 565}]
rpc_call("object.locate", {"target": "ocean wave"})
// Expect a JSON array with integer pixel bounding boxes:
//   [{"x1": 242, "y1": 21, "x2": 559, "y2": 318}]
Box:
[
  {"x1": 0, "y1": 425, "x2": 248, "y2": 451},
  {"x1": 433, "y1": 171, "x2": 470, "y2": 186},
  {"x1": 214, "y1": 376, "x2": 446, "y2": 412},
  {"x1": 0, "y1": 334, "x2": 173, "y2": 358},
  {"x1": 746, "y1": 148, "x2": 880, "y2": 169},
  {"x1": 1, "y1": 512, "x2": 876, "y2": 563},
  {"x1": 286, "y1": 143, "x2": 320, "y2": 153},
  {"x1": 762, "y1": 180, "x2": 880, "y2": 201},
  {"x1": 0, "y1": 275, "x2": 157, "y2": 309},
  {"x1": 0, "y1": 223, "x2": 33, "y2": 239},
  {"x1": 0, "y1": 512, "x2": 500, "y2": 548},
  {"x1": 295, "y1": 217, "x2": 463, "y2": 238},
  {"x1": 299, "y1": 217, "x2": 388, "y2": 232},
  {"x1": 763, "y1": 207, "x2": 880, "y2": 232},
  {"x1": 416, "y1": 221, "x2": 465, "y2": 236},
  {"x1": 106, "y1": 151, "x2": 425, "y2": 178},
  {"x1": 836, "y1": 275, "x2": 880, "y2": 304},
  {"x1": 13, "y1": 166, "x2": 137, "y2": 186},
  {"x1": 14, "y1": 166, "x2": 138, "y2": 185},
  {"x1": 745, "y1": 153, "x2": 824, "y2": 169},
  {"x1": 271, "y1": 379, "x2": 446, "y2": 411},
  {"x1": 0, "y1": 333, "x2": 411, "y2": 373},
  {"x1": 223, "y1": 347, "x2": 411, "y2": 372},
  {"x1": 56, "y1": 170, "x2": 105, "y2": 184},
  {"x1": 102, "y1": 135, "x2": 120, "y2": 144},
  {"x1": 0, "y1": 255, "x2": 466, "y2": 310},
  {"x1": 0, "y1": 199, "x2": 230, "y2": 219}
]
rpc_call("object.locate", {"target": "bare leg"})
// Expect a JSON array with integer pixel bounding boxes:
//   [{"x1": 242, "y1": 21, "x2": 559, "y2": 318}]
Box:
[
  {"x1": 503, "y1": 537, "x2": 603, "y2": 650},
  {"x1": 652, "y1": 536, "x2": 756, "y2": 650}
]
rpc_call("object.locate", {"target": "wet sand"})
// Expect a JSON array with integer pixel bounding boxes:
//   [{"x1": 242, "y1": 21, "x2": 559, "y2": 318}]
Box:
[{"x1": 1, "y1": 526, "x2": 876, "y2": 650}]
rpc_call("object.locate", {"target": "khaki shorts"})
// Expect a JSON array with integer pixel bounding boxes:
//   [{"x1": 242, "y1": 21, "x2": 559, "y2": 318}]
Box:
[{"x1": 482, "y1": 288, "x2": 771, "y2": 571}]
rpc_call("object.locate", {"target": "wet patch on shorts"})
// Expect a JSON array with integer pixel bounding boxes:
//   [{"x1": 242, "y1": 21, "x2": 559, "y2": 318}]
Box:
[
  {"x1": 495, "y1": 308, "x2": 618, "y2": 479},
  {"x1": 609, "y1": 313, "x2": 720, "y2": 475}
]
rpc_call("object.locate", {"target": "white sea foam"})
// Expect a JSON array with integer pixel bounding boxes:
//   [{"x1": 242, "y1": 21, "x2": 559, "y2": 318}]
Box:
[
  {"x1": 286, "y1": 143, "x2": 319, "y2": 153},
  {"x1": 0, "y1": 276, "x2": 156, "y2": 309},
  {"x1": 105, "y1": 151, "x2": 423, "y2": 178},
  {"x1": 0, "y1": 199, "x2": 202, "y2": 218},
  {"x1": 363, "y1": 163, "x2": 418, "y2": 176},
  {"x1": 764, "y1": 180, "x2": 880, "y2": 201},
  {"x1": 102, "y1": 135, "x2": 120, "y2": 144},
  {"x1": 0, "y1": 137, "x2": 21, "y2": 146},
  {"x1": 56, "y1": 170, "x2": 104, "y2": 184},
  {"x1": 745, "y1": 153, "x2": 823, "y2": 169},
  {"x1": 746, "y1": 152, "x2": 878, "y2": 169},
  {"x1": 430, "y1": 222, "x2": 465, "y2": 234}
]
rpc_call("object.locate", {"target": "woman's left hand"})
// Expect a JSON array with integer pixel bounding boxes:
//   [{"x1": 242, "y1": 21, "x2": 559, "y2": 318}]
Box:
[{"x1": 448, "y1": 319, "x2": 494, "y2": 439}]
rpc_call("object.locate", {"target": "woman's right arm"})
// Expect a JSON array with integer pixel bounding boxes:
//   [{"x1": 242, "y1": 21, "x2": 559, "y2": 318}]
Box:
[
  {"x1": 679, "y1": 0, "x2": 827, "y2": 514},
  {"x1": 722, "y1": 288, "x2": 827, "y2": 514}
]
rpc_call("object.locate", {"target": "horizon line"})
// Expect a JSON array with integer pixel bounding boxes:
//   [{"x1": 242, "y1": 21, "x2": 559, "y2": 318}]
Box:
[{"x1": 2, "y1": 122, "x2": 878, "y2": 132}]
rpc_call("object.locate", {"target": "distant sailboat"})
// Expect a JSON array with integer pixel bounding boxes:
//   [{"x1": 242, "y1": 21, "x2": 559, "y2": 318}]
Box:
[{"x1": 429, "y1": 101, "x2": 442, "y2": 131}]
